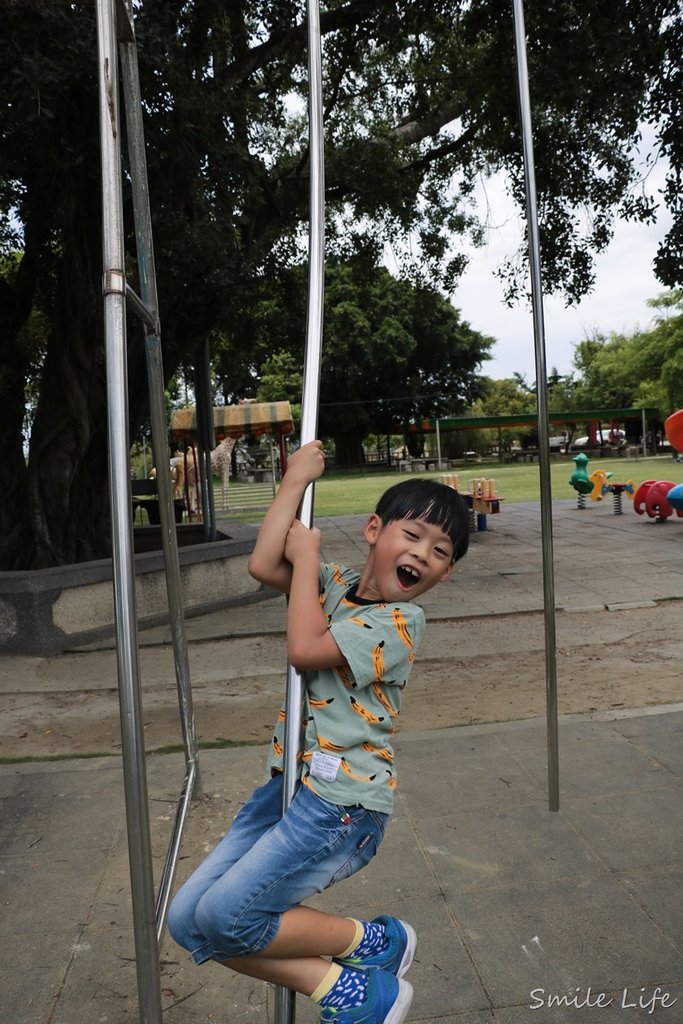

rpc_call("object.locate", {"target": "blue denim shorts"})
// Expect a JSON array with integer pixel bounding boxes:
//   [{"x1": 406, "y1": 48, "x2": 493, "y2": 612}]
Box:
[{"x1": 167, "y1": 774, "x2": 388, "y2": 962}]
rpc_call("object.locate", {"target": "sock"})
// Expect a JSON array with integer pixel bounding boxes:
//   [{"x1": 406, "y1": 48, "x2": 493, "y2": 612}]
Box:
[
  {"x1": 339, "y1": 918, "x2": 388, "y2": 959},
  {"x1": 312, "y1": 963, "x2": 369, "y2": 1009}
]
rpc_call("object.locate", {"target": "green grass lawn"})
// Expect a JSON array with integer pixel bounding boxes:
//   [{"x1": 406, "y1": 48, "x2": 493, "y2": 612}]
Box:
[
  {"x1": 203, "y1": 453, "x2": 680, "y2": 523},
  {"x1": 310, "y1": 454, "x2": 679, "y2": 517}
]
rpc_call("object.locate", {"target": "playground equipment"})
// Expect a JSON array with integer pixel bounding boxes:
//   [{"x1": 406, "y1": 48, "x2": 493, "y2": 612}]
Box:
[
  {"x1": 633, "y1": 479, "x2": 683, "y2": 521},
  {"x1": 95, "y1": 1, "x2": 323, "y2": 1021},
  {"x1": 94, "y1": 2, "x2": 563, "y2": 1018},
  {"x1": 664, "y1": 409, "x2": 683, "y2": 453},
  {"x1": 588, "y1": 468, "x2": 636, "y2": 515},
  {"x1": 468, "y1": 477, "x2": 505, "y2": 531},
  {"x1": 668, "y1": 482, "x2": 683, "y2": 510},
  {"x1": 570, "y1": 453, "x2": 634, "y2": 514},
  {"x1": 569, "y1": 452, "x2": 594, "y2": 509},
  {"x1": 441, "y1": 475, "x2": 504, "y2": 532},
  {"x1": 603, "y1": 480, "x2": 636, "y2": 515}
]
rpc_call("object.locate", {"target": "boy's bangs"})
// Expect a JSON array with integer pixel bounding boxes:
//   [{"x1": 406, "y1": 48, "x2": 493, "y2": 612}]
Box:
[
  {"x1": 375, "y1": 480, "x2": 469, "y2": 560},
  {"x1": 382, "y1": 494, "x2": 457, "y2": 535}
]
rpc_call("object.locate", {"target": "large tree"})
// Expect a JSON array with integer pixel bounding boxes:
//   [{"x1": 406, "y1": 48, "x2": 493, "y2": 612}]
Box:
[
  {"x1": 218, "y1": 260, "x2": 492, "y2": 463},
  {"x1": 2, "y1": 0, "x2": 682, "y2": 567}
]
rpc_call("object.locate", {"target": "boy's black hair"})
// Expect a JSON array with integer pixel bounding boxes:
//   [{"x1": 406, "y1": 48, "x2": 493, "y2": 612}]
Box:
[{"x1": 375, "y1": 479, "x2": 469, "y2": 562}]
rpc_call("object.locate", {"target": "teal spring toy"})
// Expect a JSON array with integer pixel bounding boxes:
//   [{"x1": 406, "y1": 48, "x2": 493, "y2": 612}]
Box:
[{"x1": 569, "y1": 452, "x2": 593, "y2": 509}]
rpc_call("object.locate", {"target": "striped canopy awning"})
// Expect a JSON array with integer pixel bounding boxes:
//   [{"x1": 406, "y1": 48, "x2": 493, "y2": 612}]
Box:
[{"x1": 169, "y1": 402, "x2": 295, "y2": 441}]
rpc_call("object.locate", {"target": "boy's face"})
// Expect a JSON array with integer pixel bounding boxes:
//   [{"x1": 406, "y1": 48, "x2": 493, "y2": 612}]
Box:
[{"x1": 360, "y1": 515, "x2": 455, "y2": 602}]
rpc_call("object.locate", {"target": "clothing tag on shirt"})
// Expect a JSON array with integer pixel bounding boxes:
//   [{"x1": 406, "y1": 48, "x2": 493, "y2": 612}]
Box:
[{"x1": 310, "y1": 751, "x2": 341, "y2": 782}]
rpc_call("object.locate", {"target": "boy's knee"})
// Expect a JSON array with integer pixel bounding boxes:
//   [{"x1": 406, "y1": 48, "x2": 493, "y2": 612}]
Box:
[
  {"x1": 167, "y1": 889, "x2": 194, "y2": 950},
  {"x1": 194, "y1": 891, "x2": 275, "y2": 959}
]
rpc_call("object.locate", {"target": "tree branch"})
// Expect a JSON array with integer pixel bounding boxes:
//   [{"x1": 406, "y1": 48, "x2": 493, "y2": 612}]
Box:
[
  {"x1": 225, "y1": 0, "x2": 386, "y2": 81},
  {"x1": 388, "y1": 97, "x2": 468, "y2": 148}
]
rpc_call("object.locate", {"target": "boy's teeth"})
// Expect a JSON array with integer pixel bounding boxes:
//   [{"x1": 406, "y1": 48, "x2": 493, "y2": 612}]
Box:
[{"x1": 401, "y1": 566, "x2": 419, "y2": 578}]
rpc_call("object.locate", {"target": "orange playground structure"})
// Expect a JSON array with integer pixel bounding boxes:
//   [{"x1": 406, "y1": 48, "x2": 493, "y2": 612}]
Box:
[{"x1": 441, "y1": 474, "x2": 504, "y2": 531}]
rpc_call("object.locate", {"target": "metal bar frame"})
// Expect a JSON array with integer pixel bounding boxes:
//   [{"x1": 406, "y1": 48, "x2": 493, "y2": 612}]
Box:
[
  {"x1": 119, "y1": 6, "x2": 202, "y2": 933},
  {"x1": 95, "y1": 5, "x2": 163, "y2": 1021},
  {"x1": 275, "y1": 2, "x2": 325, "y2": 1022},
  {"x1": 96, "y1": 0, "x2": 201, "y2": 1018},
  {"x1": 511, "y1": 0, "x2": 560, "y2": 811}
]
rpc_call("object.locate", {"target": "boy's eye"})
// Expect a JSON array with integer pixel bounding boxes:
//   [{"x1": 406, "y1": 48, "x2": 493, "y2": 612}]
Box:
[
  {"x1": 434, "y1": 547, "x2": 450, "y2": 558},
  {"x1": 403, "y1": 529, "x2": 418, "y2": 539}
]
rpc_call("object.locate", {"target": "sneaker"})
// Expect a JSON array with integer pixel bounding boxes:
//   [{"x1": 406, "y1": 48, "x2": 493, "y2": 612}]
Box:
[
  {"x1": 336, "y1": 916, "x2": 416, "y2": 978},
  {"x1": 320, "y1": 969, "x2": 413, "y2": 1024}
]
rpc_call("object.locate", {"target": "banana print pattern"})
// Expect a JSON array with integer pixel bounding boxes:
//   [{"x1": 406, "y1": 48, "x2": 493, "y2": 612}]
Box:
[
  {"x1": 362, "y1": 741, "x2": 394, "y2": 763},
  {"x1": 340, "y1": 758, "x2": 376, "y2": 783},
  {"x1": 392, "y1": 607, "x2": 415, "y2": 650},
  {"x1": 349, "y1": 695, "x2": 385, "y2": 724},
  {"x1": 372, "y1": 683, "x2": 399, "y2": 718},
  {"x1": 309, "y1": 696, "x2": 335, "y2": 709},
  {"x1": 337, "y1": 665, "x2": 355, "y2": 690},
  {"x1": 372, "y1": 641, "x2": 386, "y2": 682},
  {"x1": 265, "y1": 561, "x2": 425, "y2": 815},
  {"x1": 318, "y1": 735, "x2": 349, "y2": 754}
]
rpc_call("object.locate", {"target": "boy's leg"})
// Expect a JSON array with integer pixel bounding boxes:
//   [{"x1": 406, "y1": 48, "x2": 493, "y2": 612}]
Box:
[
  {"x1": 167, "y1": 775, "x2": 284, "y2": 961},
  {"x1": 220, "y1": 951, "x2": 414, "y2": 1024},
  {"x1": 189, "y1": 783, "x2": 386, "y2": 961},
  {"x1": 220, "y1": 951, "x2": 332, "y2": 995}
]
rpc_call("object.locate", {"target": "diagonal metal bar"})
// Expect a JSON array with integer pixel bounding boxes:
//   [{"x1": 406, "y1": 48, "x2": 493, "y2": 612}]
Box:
[{"x1": 118, "y1": 8, "x2": 202, "y2": 940}]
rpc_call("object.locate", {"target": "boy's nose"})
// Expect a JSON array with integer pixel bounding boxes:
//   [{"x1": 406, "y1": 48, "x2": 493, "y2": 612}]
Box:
[{"x1": 411, "y1": 540, "x2": 430, "y2": 563}]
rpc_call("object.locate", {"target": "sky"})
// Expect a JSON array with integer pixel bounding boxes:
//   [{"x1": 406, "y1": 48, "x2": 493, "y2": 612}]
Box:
[{"x1": 450, "y1": 170, "x2": 673, "y2": 385}]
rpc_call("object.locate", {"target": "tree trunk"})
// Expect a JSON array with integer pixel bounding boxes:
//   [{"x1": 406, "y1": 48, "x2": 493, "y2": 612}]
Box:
[
  {"x1": 332, "y1": 430, "x2": 366, "y2": 467},
  {"x1": 0, "y1": 249, "x2": 38, "y2": 569},
  {"x1": 26, "y1": 177, "x2": 112, "y2": 568}
]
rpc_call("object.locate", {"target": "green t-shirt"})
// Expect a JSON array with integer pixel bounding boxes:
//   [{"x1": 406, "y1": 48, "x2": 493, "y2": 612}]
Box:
[{"x1": 266, "y1": 561, "x2": 426, "y2": 814}]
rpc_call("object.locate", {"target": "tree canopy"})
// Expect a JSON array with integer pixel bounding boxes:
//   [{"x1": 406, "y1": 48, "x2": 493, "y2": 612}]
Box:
[
  {"x1": 214, "y1": 260, "x2": 492, "y2": 461},
  {"x1": 570, "y1": 290, "x2": 683, "y2": 416},
  {"x1": 1, "y1": 0, "x2": 682, "y2": 567}
]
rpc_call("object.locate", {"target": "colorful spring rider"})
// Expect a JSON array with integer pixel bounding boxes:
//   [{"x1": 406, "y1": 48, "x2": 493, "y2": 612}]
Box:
[
  {"x1": 569, "y1": 452, "x2": 594, "y2": 509},
  {"x1": 569, "y1": 452, "x2": 634, "y2": 513},
  {"x1": 630, "y1": 410, "x2": 683, "y2": 522},
  {"x1": 588, "y1": 468, "x2": 636, "y2": 515},
  {"x1": 441, "y1": 474, "x2": 504, "y2": 532},
  {"x1": 633, "y1": 479, "x2": 683, "y2": 522}
]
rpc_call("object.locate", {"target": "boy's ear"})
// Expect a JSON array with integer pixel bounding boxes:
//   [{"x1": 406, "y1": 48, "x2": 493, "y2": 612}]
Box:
[
  {"x1": 364, "y1": 513, "x2": 383, "y2": 546},
  {"x1": 439, "y1": 559, "x2": 456, "y2": 584}
]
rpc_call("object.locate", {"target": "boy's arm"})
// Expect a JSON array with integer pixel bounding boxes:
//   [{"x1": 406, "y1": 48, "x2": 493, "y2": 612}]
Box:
[
  {"x1": 284, "y1": 520, "x2": 347, "y2": 672},
  {"x1": 247, "y1": 441, "x2": 325, "y2": 594}
]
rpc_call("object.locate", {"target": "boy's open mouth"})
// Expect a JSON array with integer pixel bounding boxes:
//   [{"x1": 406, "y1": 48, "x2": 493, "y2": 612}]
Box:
[{"x1": 397, "y1": 565, "x2": 421, "y2": 589}]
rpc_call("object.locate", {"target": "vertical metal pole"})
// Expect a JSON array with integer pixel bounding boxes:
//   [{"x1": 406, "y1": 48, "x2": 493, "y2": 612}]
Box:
[
  {"x1": 281, "y1": 0, "x2": 325, "y2": 812},
  {"x1": 641, "y1": 407, "x2": 648, "y2": 457},
  {"x1": 436, "y1": 420, "x2": 443, "y2": 470},
  {"x1": 276, "y1": 2, "x2": 325, "y2": 1023},
  {"x1": 95, "y1": 2, "x2": 164, "y2": 1021},
  {"x1": 511, "y1": 0, "x2": 560, "y2": 812}
]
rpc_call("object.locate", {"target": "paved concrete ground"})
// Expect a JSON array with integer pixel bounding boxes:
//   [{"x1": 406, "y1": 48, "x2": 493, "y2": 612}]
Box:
[{"x1": 1, "y1": 499, "x2": 683, "y2": 1023}]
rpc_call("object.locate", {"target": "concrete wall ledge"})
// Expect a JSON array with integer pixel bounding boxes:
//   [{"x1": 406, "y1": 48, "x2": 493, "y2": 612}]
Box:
[{"x1": 0, "y1": 522, "x2": 262, "y2": 655}]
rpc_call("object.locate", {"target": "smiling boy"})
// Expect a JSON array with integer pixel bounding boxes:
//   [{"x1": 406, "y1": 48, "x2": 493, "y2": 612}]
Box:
[{"x1": 168, "y1": 440, "x2": 469, "y2": 1024}]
